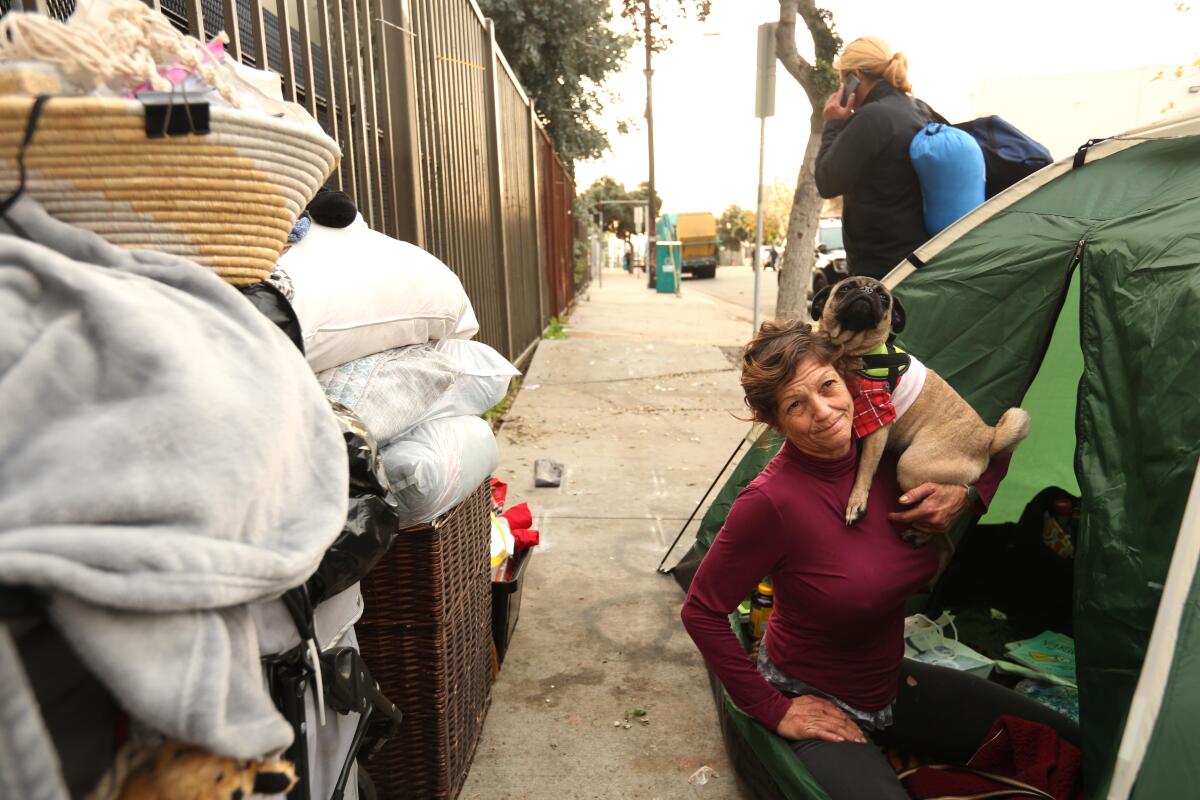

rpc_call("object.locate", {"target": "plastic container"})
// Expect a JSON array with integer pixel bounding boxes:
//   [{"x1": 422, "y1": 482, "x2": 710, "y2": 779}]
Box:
[
  {"x1": 491, "y1": 547, "x2": 533, "y2": 664},
  {"x1": 749, "y1": 582, "x2": 774, "y2": 640}
]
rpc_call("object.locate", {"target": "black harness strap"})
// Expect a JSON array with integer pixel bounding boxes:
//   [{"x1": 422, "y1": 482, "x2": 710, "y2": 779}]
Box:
[{"x1": 856, "y1": 339, "x2": 910, "y2": 394}]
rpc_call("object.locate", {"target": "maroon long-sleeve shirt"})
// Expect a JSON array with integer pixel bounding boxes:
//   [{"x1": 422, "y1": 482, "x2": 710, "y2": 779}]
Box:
[{"x1": 681, "y1": 440, "x2": 1008, "y2": 732}]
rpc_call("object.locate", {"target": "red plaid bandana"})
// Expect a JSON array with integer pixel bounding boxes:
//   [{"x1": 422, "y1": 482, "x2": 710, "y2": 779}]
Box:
[{"x1": 852, "y1": 378, "x2": 897, "y2": 438}]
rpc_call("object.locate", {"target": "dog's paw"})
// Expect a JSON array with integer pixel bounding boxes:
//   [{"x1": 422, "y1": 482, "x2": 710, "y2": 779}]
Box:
[{"x1": 845, "y1": 494, "x2": 868, "y2": 526}]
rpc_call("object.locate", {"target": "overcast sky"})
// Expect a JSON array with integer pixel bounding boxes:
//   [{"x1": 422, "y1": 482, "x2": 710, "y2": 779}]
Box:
[{"x1": 575, "y1": 0, "x2": 1200, "y2": 214}]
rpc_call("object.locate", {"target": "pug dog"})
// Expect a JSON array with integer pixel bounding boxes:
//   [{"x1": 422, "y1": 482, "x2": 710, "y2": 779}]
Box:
[{"x1": 810, "y1": 276, "x2": 1031, "y2": 544}]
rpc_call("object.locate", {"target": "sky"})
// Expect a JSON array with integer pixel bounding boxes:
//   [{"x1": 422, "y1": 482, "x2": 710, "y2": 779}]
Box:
[{"x1": 574, "y1": 0, "x2": 1200, "y2": 215}]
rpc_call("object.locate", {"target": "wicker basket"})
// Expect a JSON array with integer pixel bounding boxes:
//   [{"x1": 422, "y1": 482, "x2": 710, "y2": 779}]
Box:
[
  {"x1": 357, "y1": 483, "x2": 493, "y2": 800},
  {"x1": 0, "y1": 95, "x2": 339, "y2": 285}
]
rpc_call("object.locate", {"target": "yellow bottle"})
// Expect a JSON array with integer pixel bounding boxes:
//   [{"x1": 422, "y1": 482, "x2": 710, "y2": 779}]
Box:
[{"x1": 749, "y1": 582, "x2": 774, "y2": 640}]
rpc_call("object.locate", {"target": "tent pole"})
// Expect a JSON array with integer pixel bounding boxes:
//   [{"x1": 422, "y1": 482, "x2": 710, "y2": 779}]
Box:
[{"x1": 656, "y1": 433, "x2": 749, "y2": 574}]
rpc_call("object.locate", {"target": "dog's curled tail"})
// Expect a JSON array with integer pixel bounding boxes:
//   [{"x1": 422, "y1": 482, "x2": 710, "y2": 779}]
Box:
[{"x1": 989, "y1": 408, "x2": 1031, "y2": 456}]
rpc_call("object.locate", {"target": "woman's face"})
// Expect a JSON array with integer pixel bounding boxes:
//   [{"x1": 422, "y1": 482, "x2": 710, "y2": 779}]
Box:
[{"x1": 773, "y1": 356, "x2": 854, "y2": 459}]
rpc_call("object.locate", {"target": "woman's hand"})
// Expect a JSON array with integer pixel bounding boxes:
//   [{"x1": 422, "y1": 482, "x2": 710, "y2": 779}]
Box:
[
  {"x1": 887, "y1": 483, "x2": 971, "y2": 534},
  {"x1": 775, "y1": 695, "x2": 868, "y2": 743},
  {"x1": 822, "y1": 87, "x2": 855, "y2": 122}
]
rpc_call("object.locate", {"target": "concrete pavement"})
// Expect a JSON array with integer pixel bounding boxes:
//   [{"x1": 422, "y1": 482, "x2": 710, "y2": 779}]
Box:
[{"x1": 460, "y1": 270, "x2": 755, "y2": 800}]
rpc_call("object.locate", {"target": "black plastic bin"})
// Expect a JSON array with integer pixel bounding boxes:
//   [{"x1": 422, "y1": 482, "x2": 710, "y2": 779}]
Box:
[{"x1": 491, "y1": 547, "x2": 533, "y2": 664}]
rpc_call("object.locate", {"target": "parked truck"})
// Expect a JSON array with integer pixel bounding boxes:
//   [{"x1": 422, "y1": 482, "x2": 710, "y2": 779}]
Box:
[{"x1": 675, "y1": 212, "x2": 719, "y2": 279}]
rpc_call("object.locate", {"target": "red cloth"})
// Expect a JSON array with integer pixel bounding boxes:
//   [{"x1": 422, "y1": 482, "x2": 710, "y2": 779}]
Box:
[
  {"x1": 490, "y1": 478, "x2": 508, "y2": 510},
  {"x1": 852, "y1": 378, "x2": 898, "y2": 438},
  {"x1": 903, "y1": 715, "x2": 1084, "y2": 800},
  {"x1": 501, "y1": 501, "x2": 533, "y2": 530},
  {"x1": 501, "y1": 502, "x2": 539, "y2": 554},
  {"x1": 511, "y1": 528, "x2": 539, "y2": 553}
]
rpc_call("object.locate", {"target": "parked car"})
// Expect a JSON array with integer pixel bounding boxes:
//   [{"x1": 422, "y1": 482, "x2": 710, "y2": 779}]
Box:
[{"x1": 809, "y1": 218, "x2": 847, "y2": 300}]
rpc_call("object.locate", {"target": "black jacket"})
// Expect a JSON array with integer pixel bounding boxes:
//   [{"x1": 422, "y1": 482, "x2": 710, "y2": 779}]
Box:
[{"x1": 815, "y1": 82, "x2": 929, "y2": 279}]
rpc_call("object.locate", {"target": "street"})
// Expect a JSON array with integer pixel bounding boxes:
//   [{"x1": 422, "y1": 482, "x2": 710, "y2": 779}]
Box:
[{"x1": 684, "y1": 265, "x2": 780, "y2": 324}]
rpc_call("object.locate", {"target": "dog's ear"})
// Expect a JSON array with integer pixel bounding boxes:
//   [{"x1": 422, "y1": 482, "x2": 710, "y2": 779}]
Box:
[
  {"x1": 810, "y1": 285, "x2": 833, "y2": 322},
  {"x1": 890, "y1": 295, "x2": 907, "y2": 333}
]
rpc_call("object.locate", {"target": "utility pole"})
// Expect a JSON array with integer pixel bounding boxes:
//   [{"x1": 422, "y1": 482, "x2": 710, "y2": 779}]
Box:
[{"x1": 644, "y1": 0, "x2": 657, "y2": 289}]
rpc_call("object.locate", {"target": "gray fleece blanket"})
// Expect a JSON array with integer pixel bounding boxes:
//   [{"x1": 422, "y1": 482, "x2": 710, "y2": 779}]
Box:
[{"x1": 0, "y1": 199, "x2": 349, "y2": 765}]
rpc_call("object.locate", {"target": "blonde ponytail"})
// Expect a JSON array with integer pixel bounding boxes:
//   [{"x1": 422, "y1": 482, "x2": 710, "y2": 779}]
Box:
[
  {"x1": 832, "y1": 36, "x2": 912, "y2": 94},
  {"x1": 881, "y1": 51, "x2": 911, "y2": 93}
]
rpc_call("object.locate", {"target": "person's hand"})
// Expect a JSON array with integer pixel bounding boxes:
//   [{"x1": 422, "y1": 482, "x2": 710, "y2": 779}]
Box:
[
  {"x1": 775, "y1": 695, "x2": 867, "y2": 743},
  {"x1": 887, "y1": 483, "x2": 971, "y2": 534},
  {"x1": 822, "y1": 86, "x2": 855, "y2": 122}
]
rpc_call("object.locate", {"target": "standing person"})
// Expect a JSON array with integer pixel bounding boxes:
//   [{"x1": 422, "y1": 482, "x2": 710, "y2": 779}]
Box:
[
  {"x1": 680, "y1": 322, "x2": 1079, "y2": 799},
  {"x1": 767, "y1": 244, "x2": 779, "y2": 271},
  {"x1": 815, "y1": 36, "x2": 929, "y2": 280}
]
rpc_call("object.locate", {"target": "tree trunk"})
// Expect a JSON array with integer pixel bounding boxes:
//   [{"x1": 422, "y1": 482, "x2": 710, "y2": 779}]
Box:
[
  {"x1": 773, "y1": 0, "x2": 836, "y2": 324},
  {"x1": 776, "y1": 126, "x2": 823, "y2": 322}
]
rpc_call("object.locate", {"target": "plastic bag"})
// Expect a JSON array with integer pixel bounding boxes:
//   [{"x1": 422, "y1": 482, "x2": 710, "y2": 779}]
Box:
[
  {"x1": 306, "y1": 402, "x2": 399, "y2": 605},
  {"x1": 903, "y1": 612, "x2": 994, "y2": 679},
  {"x1": 237, "y1": 271, "x2": 304, "y2": 354},
  {"x1": 318, "y1": 339, "x2": 517, "y2": 444},
  {"x1": 380, "y1": 415, "x2": 499, "y2": 527},
  {"x1": 429, "y1": 339, "x2": 519, "y2": 421}
]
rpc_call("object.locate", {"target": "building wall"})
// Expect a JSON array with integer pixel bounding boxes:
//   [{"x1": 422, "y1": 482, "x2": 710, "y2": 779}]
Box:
[{"x1": 972, "y1": 66, "x2": 1200, "y2": 160}]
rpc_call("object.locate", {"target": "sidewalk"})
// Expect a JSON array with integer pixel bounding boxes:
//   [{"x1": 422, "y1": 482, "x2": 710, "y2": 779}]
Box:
[{"x1": 460, "y1": 270, "x2": 754, "y2": 799}]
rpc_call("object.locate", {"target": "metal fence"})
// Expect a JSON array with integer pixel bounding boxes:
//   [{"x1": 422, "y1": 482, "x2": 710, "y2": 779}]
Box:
[{"x1": 2, "y1": 0, "x2": 579, "y2": 364}]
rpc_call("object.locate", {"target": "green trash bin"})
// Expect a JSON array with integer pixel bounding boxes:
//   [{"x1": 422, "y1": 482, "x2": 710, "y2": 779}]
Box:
[{"x1": 655, "y1": 240, "x2": 681, "y2": 294}]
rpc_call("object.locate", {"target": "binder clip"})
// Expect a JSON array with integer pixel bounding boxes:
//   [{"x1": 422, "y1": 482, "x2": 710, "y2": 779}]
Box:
[{"x1": 138, "y1": 84, "x2": 210, "y2": 139}]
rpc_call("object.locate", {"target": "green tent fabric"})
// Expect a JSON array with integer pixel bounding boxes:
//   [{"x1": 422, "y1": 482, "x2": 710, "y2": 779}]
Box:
[
  {"x1": 984, "y1": 272, "x2": 1082, "y2": 523},
  {"x1": 890, "y1": 133, "x2": 1200, "y2": 796},
  {"x1": 674, "y1": 112, "x2": 1200, "y2": 799}
]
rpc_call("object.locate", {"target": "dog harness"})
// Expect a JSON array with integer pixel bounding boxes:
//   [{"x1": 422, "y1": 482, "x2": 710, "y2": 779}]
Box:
[{"x1": 851, "y1": 340, "x2": 927, "y2": 438}]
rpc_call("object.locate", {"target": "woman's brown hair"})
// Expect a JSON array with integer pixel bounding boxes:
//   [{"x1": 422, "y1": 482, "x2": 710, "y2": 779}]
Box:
[{"x1": 740, "y1": 320, "x2": 843, "y2": 426}]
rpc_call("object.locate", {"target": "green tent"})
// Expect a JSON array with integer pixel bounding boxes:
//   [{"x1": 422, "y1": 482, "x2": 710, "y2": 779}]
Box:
[{"x1": 675, "y1": 110, "x2": 1200, "y2": 799}]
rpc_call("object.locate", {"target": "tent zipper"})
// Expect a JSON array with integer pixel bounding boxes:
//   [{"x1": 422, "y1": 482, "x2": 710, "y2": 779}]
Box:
[{"x1": 1074, "y1": 238, "x2": 1090, "y2": 491}]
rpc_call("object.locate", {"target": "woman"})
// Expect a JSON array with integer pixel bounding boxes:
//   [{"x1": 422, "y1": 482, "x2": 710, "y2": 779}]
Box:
[
  {"x1": 815, "y1": 36, "x2": 929, "y2": 280},
  {"x1": 680, "y1": 321, "x2": 1077, "y2": 799}
]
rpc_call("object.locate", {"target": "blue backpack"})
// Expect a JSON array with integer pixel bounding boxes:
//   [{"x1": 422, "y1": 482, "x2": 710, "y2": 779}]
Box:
[
  {"x1": 953, "y1": 115, "x2": 1053, "y2": 198},
  {"x1": 909, "y1": 122, "x2": 986, "y2": 236}
]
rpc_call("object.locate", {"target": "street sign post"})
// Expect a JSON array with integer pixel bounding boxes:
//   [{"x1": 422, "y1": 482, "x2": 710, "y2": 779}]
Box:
[{"x1": 752, "y1": 22, "x2": 777, "y2": 334}]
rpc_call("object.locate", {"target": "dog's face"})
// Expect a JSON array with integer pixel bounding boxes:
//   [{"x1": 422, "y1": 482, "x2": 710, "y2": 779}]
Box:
[{"x1": 810, "y1": 276, "x2": 906, "y2": 355}]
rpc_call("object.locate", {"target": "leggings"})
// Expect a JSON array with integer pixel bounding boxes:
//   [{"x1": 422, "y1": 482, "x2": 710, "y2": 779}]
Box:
[{"x1": 788, "y1": 659, "x2": 1080, "y2": 800}]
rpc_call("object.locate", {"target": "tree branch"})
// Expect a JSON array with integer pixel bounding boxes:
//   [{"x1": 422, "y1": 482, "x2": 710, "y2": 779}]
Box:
[
  {"x1": 776, "y1": 0, "x2": 836, "y2": 128},
  {"x1": 775, "y1": 1, "x2": 814, "y2": 87}
]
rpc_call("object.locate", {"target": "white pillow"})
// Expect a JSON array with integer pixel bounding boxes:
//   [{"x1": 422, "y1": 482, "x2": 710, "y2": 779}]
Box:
[{"x1": 280, "y1": 215, "x2": 480, "y2": 372}]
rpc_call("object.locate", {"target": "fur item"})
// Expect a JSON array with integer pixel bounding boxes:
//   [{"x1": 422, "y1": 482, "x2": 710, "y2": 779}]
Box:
[{"x1": 117, "y1": 740, "x2": 296, "y2": 800}]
